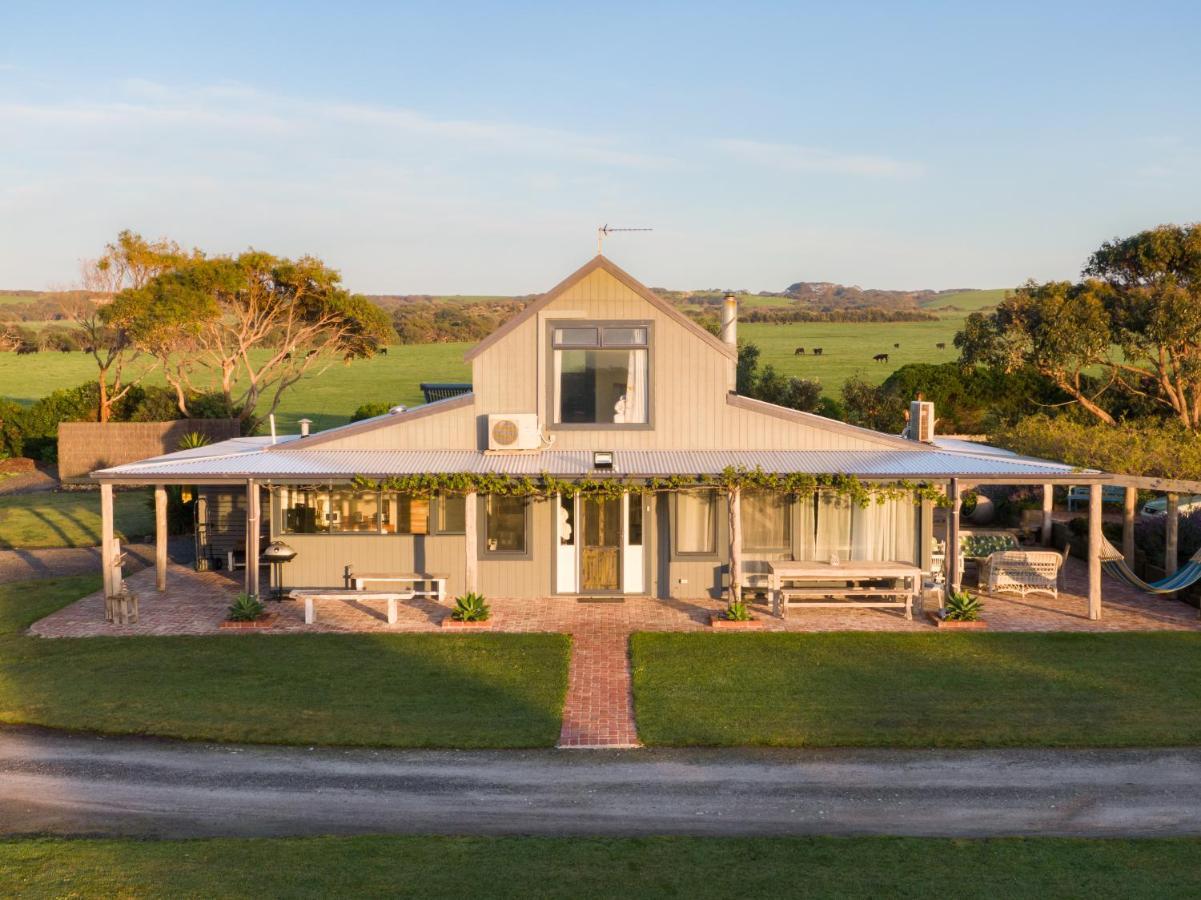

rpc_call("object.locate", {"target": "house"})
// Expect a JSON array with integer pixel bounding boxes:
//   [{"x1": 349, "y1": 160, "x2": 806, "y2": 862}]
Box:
[{"x1": 91, "y1": 255, "x2": 1115, "y2": 615}]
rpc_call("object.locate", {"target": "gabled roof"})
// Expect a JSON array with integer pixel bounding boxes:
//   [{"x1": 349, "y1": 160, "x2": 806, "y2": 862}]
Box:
[
  {"x1": 266, "y1": 391, "x2": 473, "y2": 451},
  {"x1": 464, "y1": 254, "x2": 738, "y2": 362}
]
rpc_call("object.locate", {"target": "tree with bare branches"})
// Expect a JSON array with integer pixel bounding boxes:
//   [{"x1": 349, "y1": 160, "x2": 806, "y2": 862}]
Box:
[
  {"x1": 103, "y1": 249, "x2": 394, "y2": 432},
  {"x1": 70, "y1": 231, "x2": 187, "y2": 422}
]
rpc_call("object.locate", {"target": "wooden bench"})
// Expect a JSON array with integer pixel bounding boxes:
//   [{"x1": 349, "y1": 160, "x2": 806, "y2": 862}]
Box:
[
  {"x1": 290, "y1": 590, "x2": 415, "y2": 625},
  {"x1": 345, "y1": 569, "x2": 449, "y2": 602},
  {"x1": 768, "y1": 561, "x2": 920, "y2": 620}
]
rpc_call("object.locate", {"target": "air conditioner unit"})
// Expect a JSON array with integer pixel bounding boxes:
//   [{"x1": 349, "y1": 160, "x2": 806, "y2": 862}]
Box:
[
  {"x1": 909, "y1": 400, "x2": 935, "y2": 443},
  {"x1": 487, "y1": 413, "x2": 542, "y2": 451}
]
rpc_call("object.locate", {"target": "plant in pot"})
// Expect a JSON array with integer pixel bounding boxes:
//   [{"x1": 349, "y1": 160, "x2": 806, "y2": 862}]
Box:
[
  {"x1": 932, "y1": 590, "x2": 986, "y2": 629},
  {"x1": 445, "y1": 592, "x2": 491, "y2": 627},
  {"x1": 222, "y1": 592, "x2": 275, "y2": 628},
  {"x1": 710, "y1": 588, "x2": 763, "y2": 628}
]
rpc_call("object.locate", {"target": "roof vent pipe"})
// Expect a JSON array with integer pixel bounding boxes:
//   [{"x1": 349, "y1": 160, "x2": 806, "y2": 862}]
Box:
[
  {"x1": 720, "y1": 293, "x2": 738, "y2": 347},
  {"x1": 298, "y1": 418, "x2": 312, "y2": 438}
]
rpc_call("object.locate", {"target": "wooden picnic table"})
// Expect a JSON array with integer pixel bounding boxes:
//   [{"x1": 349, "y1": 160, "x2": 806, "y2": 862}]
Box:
[{"x1": 768, "y1": 560, "x2": 921, "y2": 620}]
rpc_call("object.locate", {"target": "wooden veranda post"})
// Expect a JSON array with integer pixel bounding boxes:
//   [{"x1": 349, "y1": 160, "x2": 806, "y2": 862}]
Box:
[
  {"x1": 946, "y1": 478, "x2": 962, "y2": 595},
  {"x1": 154, "y1": 485, "x2": 168, "y2": 592},
  {"x1": 100, "y1": 482, "x2": 115, "y2": 598},
  {"x1": 728, "y1": 487, "x2": 742, "y2": 602},
  {"x1": 1122, "y1": 486, "x2": 1137, "y2": 568},
  {"x1": 245, "y1": 479, "x2": 260, "y2": 598},
  {"x1": 1088, "y1": 483, "x2": 1102, "y2": 620},
  {"x1": 1165, "y1": 492, "x2": 1180, "y2": 579},
  {"x1": 464, "y1": 491, "x2": 478, "y2": 594},
  {"x1": 1041, "y1": 484, "x2": 1054, "y2": 546}
]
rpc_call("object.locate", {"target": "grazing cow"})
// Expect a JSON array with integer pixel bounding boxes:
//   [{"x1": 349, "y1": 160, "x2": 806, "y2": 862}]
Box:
[
  {"x1": 812, "y1": 347, "x2": 823, "y2": 356},
  {"x1": 83, "y1": 346, "x2": 95, "y2": 354},
  {"x1": 893, "y1": 342, "x2": 900, "y2": 349},
  {"x1": 379, "y1": 347, "x2": 388, "y2": 356},
  {"x1": 16, "y1": 343, "x2": 37, "y2": 355},
  {"x1": 794, "y1": 347, "x2": 805, "y2": 355},
  {"x1": 936, "y1": 342, "x2": 946, "y2": 350},
  {"x1": 283, "y1": 352, "x2": 292, "y2": 360},
  {"x1": 873, "y1": 353, "x2": 889, "y2": 363},
  {"x1": 59, "y1": 346, "x2": 72, "y2": 353}
]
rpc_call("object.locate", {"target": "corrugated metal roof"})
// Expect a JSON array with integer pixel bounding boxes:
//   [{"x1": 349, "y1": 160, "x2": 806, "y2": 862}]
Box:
[{"x1": 95, "y1": 446, "x2": 1090, "y2": 480}]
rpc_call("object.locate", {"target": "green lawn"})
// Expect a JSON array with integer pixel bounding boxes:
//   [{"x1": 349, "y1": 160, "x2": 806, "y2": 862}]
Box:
[
  {"x1": 0, "y1": 488, "x2": 152, "y2": 549},
  {"x1": 631, "y1": 632, "x2": 1201, "y2": 747},
  {"x1": 0, "y1": 576, "x2": 569, "y2": 748},
  {"x1": 5, "y1": 835, "x2": 1200, "y2": 898}
]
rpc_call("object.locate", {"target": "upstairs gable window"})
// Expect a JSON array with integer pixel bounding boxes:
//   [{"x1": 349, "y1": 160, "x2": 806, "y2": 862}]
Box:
[{"x1": 551, "y1": 322, "x2": 650, "y2": 426}]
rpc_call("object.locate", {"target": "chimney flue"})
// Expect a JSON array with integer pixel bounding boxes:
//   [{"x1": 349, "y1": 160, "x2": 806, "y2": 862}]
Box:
[
  {"x1": 720, "y1": 293, "x2": 738, "y2": 347},
  {"x1": 298, "y1": 418, "x2": 312, "y2": 437}
]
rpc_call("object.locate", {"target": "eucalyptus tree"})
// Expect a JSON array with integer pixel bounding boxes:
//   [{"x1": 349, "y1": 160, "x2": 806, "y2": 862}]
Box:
[{"x1": 103, "y1": 250, "x2": 394, "y2": 433}]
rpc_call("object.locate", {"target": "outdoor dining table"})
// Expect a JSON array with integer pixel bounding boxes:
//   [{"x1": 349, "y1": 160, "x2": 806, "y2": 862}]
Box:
[{"x1": 767, "y1": 560, "x2": 922, "y2": 620}]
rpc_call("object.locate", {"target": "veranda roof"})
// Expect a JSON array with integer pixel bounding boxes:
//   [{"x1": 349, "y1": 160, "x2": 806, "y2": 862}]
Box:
[{"x1": 92, "y1": 440, "x2": 1100, "y2": 484}]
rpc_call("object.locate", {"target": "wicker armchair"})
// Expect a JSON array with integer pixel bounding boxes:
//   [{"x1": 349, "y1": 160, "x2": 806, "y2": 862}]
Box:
[{"x1": 980, "y1": 550, "x2": 1064, "y2": 599}]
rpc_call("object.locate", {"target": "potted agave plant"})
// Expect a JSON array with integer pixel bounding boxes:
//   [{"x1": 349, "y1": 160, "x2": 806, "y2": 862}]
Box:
[
  {"x1": 219, "y1": 592, "x2": 278, "y2": 630},
  {"x1": 710, "y1": 587, "x2": 765, "y2": 629},
  {"x1": 929, "y1": 590, "x2": 987, "y2": 630},
  {"x1": 442, "y1": 592, "x2": 493, "y2": 629}
]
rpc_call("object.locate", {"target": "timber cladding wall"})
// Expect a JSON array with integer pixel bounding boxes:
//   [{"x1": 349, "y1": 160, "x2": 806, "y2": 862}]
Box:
[{"x1": 58, "y1": 419, "x2": 241, "y2": 481}]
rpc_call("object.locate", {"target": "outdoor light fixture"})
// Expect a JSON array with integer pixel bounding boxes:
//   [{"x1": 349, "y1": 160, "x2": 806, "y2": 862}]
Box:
[
  {"x1": 260, "y1": 541, "x2": 298, "y2": 601},
  {"x1": 593, "y1": 450, "x2": 614, "y2": 469}
]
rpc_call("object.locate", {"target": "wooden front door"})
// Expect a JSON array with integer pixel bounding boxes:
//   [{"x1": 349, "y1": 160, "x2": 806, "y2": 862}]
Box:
[{"x1": 581, "y1": 496, "x2": 621, "y2": 591}]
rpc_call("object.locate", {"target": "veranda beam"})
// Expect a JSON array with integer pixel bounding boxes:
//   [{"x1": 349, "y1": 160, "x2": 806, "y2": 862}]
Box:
[
  {"x1": 1041, "y1": 484, "x2": 1053, "y2": 546},
  {"x1": 1088, "y1": 483, "x2": 1102, "y2": 620},
  {"x1": 464, "y1": 491, "x2": 478, "y2": 594},
  {"x1": 728, "y1": 487, "x2": 742, "y2": 601},
  {"x1": 100, "y1": 482, "x2": 115, "y2": 598},
  {"x1": 1166, "y1": 492, "x2": 1179, "y2": 579},
  {"x1": 245, "y1": 479, "x2": 260, "y2": 598},
  {"x1": 1122, "y1": 486, "x2": 1137, "y2": 567},
  {"x1": 154, "y1": 485, "x2": 167, "y2": 592},
  {"x1": 946, "y1": 478, "x2": 962, "y2": 595}
]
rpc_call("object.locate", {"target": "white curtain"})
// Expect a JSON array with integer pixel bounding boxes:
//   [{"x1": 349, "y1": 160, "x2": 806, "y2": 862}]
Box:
[
  {"x1": 851, "y1": 498, "x2": 918, "y2": 562},
  {"x1": 814, "y1": 493, "x2": 852, "y2": 562},
  {"x1": 617, "y1": 349, "x2": 647, "y2": 424},
  {"x1": 742, "y1": 492, "x2": 789, "y2": 549},
  {"x1": 677, "y1": 490, "x2": 715, "y2": 553},
  {"x1": 796, "y1": 493, "x2": 816, "y2": 560}
]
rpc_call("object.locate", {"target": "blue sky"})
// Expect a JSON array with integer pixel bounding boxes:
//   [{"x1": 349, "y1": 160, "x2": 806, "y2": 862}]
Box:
[{"x1": 2, "y1": 1, "x2": 1199, "y2": 294}]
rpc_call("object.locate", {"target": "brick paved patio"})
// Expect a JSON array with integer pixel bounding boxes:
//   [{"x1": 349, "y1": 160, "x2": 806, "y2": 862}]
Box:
[{"x1": 25, "y1": 558, "x2": 1201, "y2": 747}]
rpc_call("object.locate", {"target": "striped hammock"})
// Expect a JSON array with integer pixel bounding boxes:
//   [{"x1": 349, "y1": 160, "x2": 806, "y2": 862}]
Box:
[{"x1": 1100, "y1": 539, "x2": 1201, "y2": 594}]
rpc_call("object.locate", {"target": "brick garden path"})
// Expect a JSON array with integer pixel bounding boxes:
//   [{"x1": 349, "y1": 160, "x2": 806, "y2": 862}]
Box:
[{"x1": 27, "y1": 557, "x2": 1201, "y2": 748}]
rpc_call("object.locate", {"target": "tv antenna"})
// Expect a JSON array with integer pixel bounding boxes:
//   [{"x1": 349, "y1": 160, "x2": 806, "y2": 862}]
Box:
[{"x1": 597, "y1": 224, "x2": 652, "y2": 255}]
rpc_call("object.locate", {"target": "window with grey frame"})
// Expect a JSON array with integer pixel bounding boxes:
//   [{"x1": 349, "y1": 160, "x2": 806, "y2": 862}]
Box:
[
  {"x1": 551, "y1": 323, "x2": 650, "y2": 425},
  {"x1": 674, "y1": 489, "x2": 718, "y2": 557},
  {"x1": 482, "y1": 495, "x2": 530, "y2": 556}
]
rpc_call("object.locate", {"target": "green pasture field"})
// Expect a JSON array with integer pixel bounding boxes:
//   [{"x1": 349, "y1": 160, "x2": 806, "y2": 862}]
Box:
[
  {"x1": 739, "y1": 313, "x2": 966, "y2": 394},
  {"x1": 0, "y1": 342, "x2": 473, "y2": 432},
  {"x1": 0, "y1": 293, "x2": 41, "y2": 305},
  {"x1": 0, "y1": 314, "x2": 973, "y2": 429}
]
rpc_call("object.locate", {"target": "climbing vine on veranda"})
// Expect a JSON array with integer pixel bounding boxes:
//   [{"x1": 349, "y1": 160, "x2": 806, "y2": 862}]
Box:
[{"x1": 344, "y1": 467, "x2": 948, "y2": 507}]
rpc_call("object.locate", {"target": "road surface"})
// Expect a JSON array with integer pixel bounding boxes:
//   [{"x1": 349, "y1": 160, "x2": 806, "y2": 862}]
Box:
[{"x1": 3, "y1": 729, "x2": 1201, "y2": 839}]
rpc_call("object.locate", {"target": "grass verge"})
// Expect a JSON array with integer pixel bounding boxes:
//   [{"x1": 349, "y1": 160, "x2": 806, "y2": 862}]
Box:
[
  {"x1": 4, "y1": 835, "x2": 1200, "y2": 898},
  {"x1": 0, "y1": 489, "x2": 152, "y2": 549},
  {"x1": 0, "y1": 576, "x2": 568, "y2": 748},
  {"x1": 631, "y1": 631, "x2": 1201, "y2": 747}
]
